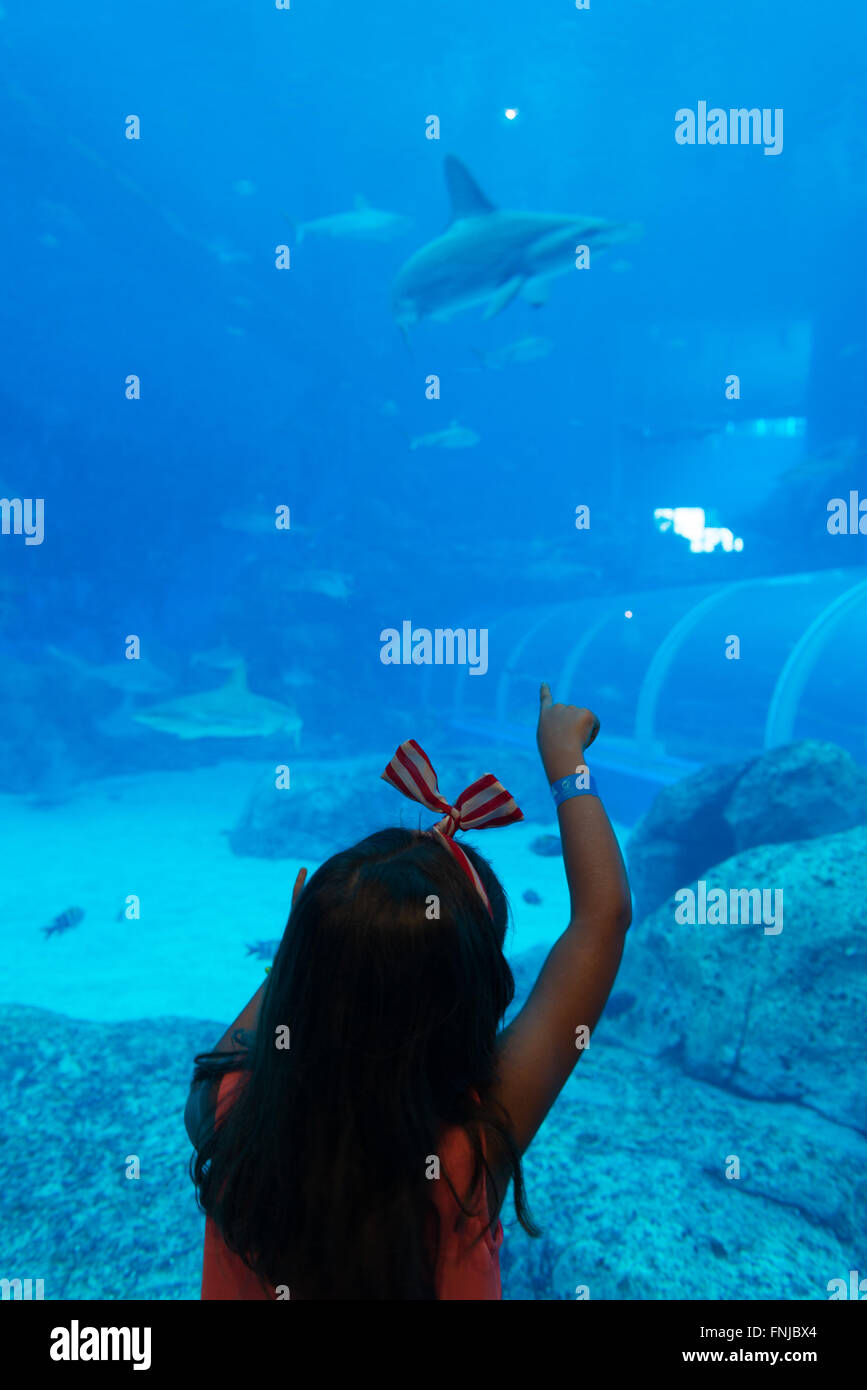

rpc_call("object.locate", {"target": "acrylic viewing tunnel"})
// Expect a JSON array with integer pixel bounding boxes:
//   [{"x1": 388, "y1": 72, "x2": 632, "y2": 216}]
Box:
[{"x1": 419, "y1": 567, "x2": 867, "y2": 809}]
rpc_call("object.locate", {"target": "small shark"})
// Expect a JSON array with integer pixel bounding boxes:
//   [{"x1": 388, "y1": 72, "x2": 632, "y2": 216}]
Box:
[
  {"x1": 272, "y1": 569, "x2": 353, "y2": 600},
  {"x1": 393, "y1": 156, "x2": 640, "y2": 327},
  {"x1": 410, "y1": 420, "x2": 480, "y2": 451},
  {"x1": 474, "y1": 336, "x2": 553, "y2": 370},
  {"x1": 133, "y1": 663, "x2": 302, "y2": 744},
  {"x1": 48, "y1": 645, "x2": 173, "y2": 695},
  {"x1": 294, "y1": 195, "x2": 413, "y2": 244}
]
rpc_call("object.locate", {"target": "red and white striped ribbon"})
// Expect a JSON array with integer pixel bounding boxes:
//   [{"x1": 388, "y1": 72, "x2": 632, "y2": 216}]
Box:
[{"x1": 381, "y1": 739, "x2": 523, "y2": 915}]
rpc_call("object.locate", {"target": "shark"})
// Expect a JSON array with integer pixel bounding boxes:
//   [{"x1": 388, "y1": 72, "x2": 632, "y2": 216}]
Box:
[
  {"x1": 190, "y1": 642, "x2": 245, "y2": 672},
  {"x1": 392, "y1": 156, "x2": 640, "y2": 327},
  {"x1": 473, "y1": 335, "x2": 553, "y2": 370},
  {"x1": 293, "y1": 195, "x2": 413, "y2": 244},
  {"x1": 133, "y1": 663, "x2": 302, "y2": 744},
  {"x1": 409, "y1": 420, "x2": 480, "y2": 451},
  {"x1": 47, "y1": 645, "x2": 173, "y2": 695}
]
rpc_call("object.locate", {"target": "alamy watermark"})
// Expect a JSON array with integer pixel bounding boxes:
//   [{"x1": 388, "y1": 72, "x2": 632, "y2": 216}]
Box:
[
  {"x1": 1, "y1": 1276, "x2": 44, "y2": 1299},
  {"x1": 0, "y1": 497, "x2": 44, "y2": 545},
  {"x1": 49, "y1": 1320, "x2": 151, "y2": 1370},
  {"x1": 380, "y1": 622, "x2": 488, "y2": 676},
  {"x1": 675, "y1": 103, "x2": 783, "y2": 156},
  {"x1": 674, "y1": 880, "x2": 783, "y2": 935}
]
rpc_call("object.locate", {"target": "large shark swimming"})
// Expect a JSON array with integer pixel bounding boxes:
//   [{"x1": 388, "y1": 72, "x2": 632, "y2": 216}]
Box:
[
  {"x1": 133, "y1": 663, "x2": 302, "y2": 744},
  {"x1": 392, "y1": 156, "x2": 640, "y2": 327}
]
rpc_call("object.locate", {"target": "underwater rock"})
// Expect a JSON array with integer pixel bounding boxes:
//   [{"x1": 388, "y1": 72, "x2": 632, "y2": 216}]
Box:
[
  {"x1": 626, "y1": 740, "x2": 867, "y2": 920},
  {"x1": 499, "y1": 1038, "x2": 867, "y2": 1298},
  {"x1": 4, "y1": 1000, "x2": 864, "y2": 1300},
  {"x1": 604, "y1": 990, "x2": 636, "y2": 1019},
  {"x1": 230, "y1": 748, "x2": 555, "y2": 860},
  {"x1": 724, "y1": 740, "x2": 867, "y2": 851},
  {"x1": 229, "y1": 758, "x2": 400, "y2": 859},
  {"x1": 0, "y1": 1004, "x2": 218, "y2": 1298},
  {"x1": 614, "y1": 824, "x2": 867, "y2": 1132},
  {"x1": 625, "y1": 756, "x2": 751, "y2": 920}
]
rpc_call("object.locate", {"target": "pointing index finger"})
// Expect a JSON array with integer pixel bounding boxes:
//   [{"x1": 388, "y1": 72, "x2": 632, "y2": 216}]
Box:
[{"x1": 539, "y1": 681, "x2": 553, "y2": 710}]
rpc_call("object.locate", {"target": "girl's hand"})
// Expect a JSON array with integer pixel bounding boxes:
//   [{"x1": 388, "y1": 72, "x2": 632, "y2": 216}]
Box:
[
  {"x1": 536, "y1": 681, "x2": 600, "y2": 782},
  {"x1": 291, "y1": 866, "x2": 308, "y2": 907}
]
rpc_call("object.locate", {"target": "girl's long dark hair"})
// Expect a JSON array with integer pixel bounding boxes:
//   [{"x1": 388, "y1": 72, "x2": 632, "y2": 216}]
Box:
[{"x1": 190, "y1": 826, "x2": 539, "y2": 1299}]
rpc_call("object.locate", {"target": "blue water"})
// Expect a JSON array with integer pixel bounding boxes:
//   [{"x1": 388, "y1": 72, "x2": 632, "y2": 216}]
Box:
[{"x1": 1, "y1": 0, "x2": 865, "y2": 1301}]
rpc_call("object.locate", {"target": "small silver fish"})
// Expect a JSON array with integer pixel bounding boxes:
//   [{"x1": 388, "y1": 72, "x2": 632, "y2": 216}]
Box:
[{"x1": 42, "y1": 907, "x2": 85, "y2": 938}]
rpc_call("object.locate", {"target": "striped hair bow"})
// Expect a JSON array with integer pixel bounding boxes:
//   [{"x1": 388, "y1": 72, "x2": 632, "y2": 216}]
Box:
[{"x1": 381, "y1": 739, "x2": 523, "y2": 916}]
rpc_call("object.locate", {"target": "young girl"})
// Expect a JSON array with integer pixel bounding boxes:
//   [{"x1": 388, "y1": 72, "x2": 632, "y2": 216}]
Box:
[{"x1": 187, "y1": 682, "x2": 632, "y2": 1299}]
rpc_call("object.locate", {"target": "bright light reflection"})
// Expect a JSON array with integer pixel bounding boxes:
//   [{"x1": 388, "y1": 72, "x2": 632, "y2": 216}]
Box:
[{"x1": 654, "y1": 507, "x2": 744, "y2": 554}]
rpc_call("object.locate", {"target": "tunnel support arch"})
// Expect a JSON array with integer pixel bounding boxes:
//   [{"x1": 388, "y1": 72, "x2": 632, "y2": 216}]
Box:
[{"x1": 764, "y1": 576, "x2": 867, "y2": 748}]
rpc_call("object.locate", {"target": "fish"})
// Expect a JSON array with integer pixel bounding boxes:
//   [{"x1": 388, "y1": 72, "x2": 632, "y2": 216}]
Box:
[
  {"x1": 42, "y1": 907, "x2": 84, "y2": 938},
  {"x1": 277, "y1": 570, "x2": 353, "y2": 600},
  {"x1": 47, "y1": 645, "x2": 174, "y2": 695},
  {"x1": 246, "y1": 939, "x2": 282, "y2": 960},
  {"x1": 219, "y1": 503, "x2": 291, "y2": 535},
  {"x1": 133, "y1": 663, "x2": 302, "y2": 744},
  {"x1": 522, "y1": 889, "x2": 543, "y2": 905},
  {"x1": 410, "y1": 420, "x2": 480, "y2": 451},
  {"x1": 190, "y1": 643, "x2": 245, "y2": 672},
  {"x1": 205, "y1": 239, "x2": 251, "y2": 265},
  {"x1": 392, "y1": 156, "x2": 640, "y2": 328},
  {"x1": 280, "y1": 668, "x2": 315, "y2": 689},
  {"x1": 530, "y1": 834, "x2": 561, "y2": 858},
  {"x1": 293, "y1": 195, "x2": 413, "y2": 244},
  {"x1": 474, "y1": 336, "x2": 553, "y2": 370}
]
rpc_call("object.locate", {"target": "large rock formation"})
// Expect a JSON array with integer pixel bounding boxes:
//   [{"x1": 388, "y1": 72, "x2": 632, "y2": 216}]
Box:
[
  {"x1": 229, "y1": 748, "x2": 555, "y2": 859},
  {"x1": 613, "y1": 824, "x2": 867, "y2": 1133},
  {"x1": 3, "y1": 1002, "x2": 863, "y2": 1301},
  {"x1": 627, "y1": 741, "x2": 867, "y2": 920}
]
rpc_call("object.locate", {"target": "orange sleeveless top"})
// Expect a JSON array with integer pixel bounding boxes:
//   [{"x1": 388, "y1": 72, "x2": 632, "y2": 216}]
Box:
[{"x1": 200, "y1": 1069, "x2": 503, "y2": 1300}]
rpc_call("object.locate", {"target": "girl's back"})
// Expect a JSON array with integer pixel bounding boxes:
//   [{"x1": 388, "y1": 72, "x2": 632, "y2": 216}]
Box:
[
  {"x1": 200, "y1": 1070, "x2": 503, "y2": 1300},
  {"x1": 189, "y1": 698, "x2": 632, "y2": 1299}
]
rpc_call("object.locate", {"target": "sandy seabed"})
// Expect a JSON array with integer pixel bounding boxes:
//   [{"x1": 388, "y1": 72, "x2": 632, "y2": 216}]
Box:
[{"x1": 2, "y1": 759, "x2": 631, "y2": 1025}]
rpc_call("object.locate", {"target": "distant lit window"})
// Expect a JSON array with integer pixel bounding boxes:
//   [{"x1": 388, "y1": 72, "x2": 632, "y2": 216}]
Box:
[{"x1": 654, "y1": 507, "x2": 744, "y2": 554}]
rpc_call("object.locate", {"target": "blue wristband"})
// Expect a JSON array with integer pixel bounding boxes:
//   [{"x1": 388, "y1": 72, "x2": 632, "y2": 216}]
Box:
[{"x1": 551, "y1": 772, "x2": 599, "y2": 807}]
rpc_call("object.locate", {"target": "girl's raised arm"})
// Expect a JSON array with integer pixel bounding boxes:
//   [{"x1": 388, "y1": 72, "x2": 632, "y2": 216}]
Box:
[{"x1": 491, "y1": 683, "x2": 632, "y2": 1159}]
